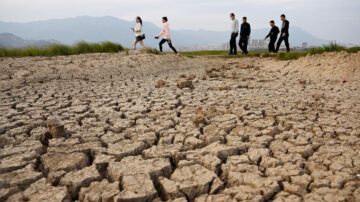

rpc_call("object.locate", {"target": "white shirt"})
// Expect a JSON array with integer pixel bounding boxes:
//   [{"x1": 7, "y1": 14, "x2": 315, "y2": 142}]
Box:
[
  {"x1": 134, "y1": 23, "x2": 143, "y2": 37},
  {"x1": 158, "y1": 22, "x2": 171, "y2": 39},
  {"x1": 231, "y1": 19, "x2": 239, "y2": 34}
]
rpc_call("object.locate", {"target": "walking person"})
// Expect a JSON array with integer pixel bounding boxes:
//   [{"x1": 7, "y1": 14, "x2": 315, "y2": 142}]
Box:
[
  {"x1": 275, "y1": 14, "x2": 290, "y2": 52},
  {"x1": 155, "y1": 17, "x2": 178, "y2": 54},
  {"x1": 131, "y1": 16, "x2": 146, "y2": 50},
  {"x1": 229, "y1": 13, "x2": 239, "y2": 55},
  {"x1": 239, "y1": 17, "x2": 251, "y2": 54},
  {"x1": 265, "y1": 20, "x2": 280, "y2": 53}
]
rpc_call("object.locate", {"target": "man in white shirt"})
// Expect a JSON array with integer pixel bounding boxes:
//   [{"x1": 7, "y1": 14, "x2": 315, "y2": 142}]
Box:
[{"x1": 229, "y1": 13, "x2": 239, "y2": 55}]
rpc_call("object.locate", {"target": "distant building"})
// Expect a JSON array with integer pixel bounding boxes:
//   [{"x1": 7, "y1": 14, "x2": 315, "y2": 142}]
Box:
[
  {"x1": 248, "y1": 39, "x2": 268, "y2": 50},
  {"x1": 301, "y1": 42, "x2": 308, "y2": 49},
  {"x1": 251, "y1": 39, "x2": 266, "y2": 48}
]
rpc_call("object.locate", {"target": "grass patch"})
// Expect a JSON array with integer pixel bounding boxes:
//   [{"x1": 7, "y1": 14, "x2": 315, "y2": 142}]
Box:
[
  {"x1": 142, "y1": 48, "x2": 160, "y2": 55},
  {"x1": 179, "y1": 44, "x2": 360, "y2": 60},
  {"x1": 0, "y1": 41, "x2": 124, "y2": 57},
  {"x1": 1, "y1": 43, "x2": 358, "y2": 60}
]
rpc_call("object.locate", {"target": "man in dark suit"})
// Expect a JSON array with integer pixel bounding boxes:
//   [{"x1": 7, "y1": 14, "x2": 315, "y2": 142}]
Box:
[
  {"x1": 265, "y1": 20, "x2": 280, "y2": 53},
  {"x1": 239, "y1": 17, "x2": 251, "y2": 54},
  {"x1": 276, "y1": 14, "x2": 290, "y2": 52}
]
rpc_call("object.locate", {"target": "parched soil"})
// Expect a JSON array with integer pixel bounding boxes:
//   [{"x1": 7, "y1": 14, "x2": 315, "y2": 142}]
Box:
[{"x1": 0, "y1": 51, "x2": 359, "y2": 201}]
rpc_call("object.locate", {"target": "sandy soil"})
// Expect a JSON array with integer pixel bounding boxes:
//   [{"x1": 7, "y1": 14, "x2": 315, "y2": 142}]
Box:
[{"x1": 0, "y1": 51, "x2": 359, "y2": 201}]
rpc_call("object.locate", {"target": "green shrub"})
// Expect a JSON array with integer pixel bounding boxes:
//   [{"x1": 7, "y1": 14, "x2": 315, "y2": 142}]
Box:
[
  {"x1": 47, "y1": 44, "x2": 73, "y2": 56},
  {"x1": 262, "y1": 53, "x2": 272, "y2": 58},
  {"x1": 74, "y1": 41, "x2": 93, "y2": 53},
  {"x1": 347, "y1": 47, "x2": 360, "y2": 53},
  {"x1": 0, "y1": 41, "x2": 124, "y2": 57},
  {"x1": 100, "y1": 41, "x2": 124, "y2": 53}
]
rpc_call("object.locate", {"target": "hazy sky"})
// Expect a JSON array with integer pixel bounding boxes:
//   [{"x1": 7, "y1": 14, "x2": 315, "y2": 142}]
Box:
[{"x1": 1, "y1": 0, "x2": 360, "y2": 44}]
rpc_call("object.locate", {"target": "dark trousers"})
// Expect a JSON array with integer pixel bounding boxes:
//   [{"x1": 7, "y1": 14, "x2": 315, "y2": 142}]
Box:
[
  {"x1": 239, "y1": 37, "x2": 248, "y2": 54},
  {"x1": 276, "y1": 34, "x2": 290, "y2": 52},
  {"x1": 268, "y1": 38, "x2": 277, "y2": 53},
  {"x1": 159, "y1": 39, "x2": 177, "y2": 53},
  {"x1": 229, "y1": 33, "x2": 238, "y2": 55}
]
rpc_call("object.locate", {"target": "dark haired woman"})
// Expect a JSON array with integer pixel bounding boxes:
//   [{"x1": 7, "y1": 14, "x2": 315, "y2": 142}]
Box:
[
  {"x1": 131, "y1": 16, "x2": 146, "y2": 50},
  {"x1": 155, "y1": 17, "x2": 178, "y2": 54}
]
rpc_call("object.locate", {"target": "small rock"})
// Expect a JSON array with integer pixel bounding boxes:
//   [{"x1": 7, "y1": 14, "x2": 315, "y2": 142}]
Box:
[
  {"x1": 191, "y1": 109, "x2": 206, "y2": 126},
  {"x1": 188, "y1": 74, "x2": 196, "y2": 80},
  {"x1": 156, "y1": 80, "x2": 166, "y2": 88},
  {"x1": 237, "y1": 84, "x2": 249, "y2": 89},
  {"x1": 208, "y1": 73, "x2": 219, "y2": 78},
  {"x1": 177, "y1": 80, "x2": 193, "y2": 89},
  {"x1": 46, "y1": 116, "x2": 66, "y2": 138},
  {"x1": 298, "y1": 79, "x2": 306, "y2": 85},
  {"x1": 205, "y1": 67, "x2": 217, "y2": 73}
]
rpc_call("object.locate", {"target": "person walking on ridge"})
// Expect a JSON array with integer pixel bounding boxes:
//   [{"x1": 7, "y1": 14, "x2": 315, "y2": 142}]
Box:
[
  {"x1": 131, "y1": 16, "x2": 146, "y2": 50},
  {"x1": 265, "y1": 20, "x2": 280, "y2": 53},
  {"x1": 229, "y1": 13, "x2": 239, "y2": 55},
  {"x1": 239, "y1": 17, "x2": 251, "y2": 54},
  {"x1": 276, "y1": 14, "x2": 290, "y2": 52},
  {"x1": 155, "y1": 17, "x2": 178, "y2": 54}
]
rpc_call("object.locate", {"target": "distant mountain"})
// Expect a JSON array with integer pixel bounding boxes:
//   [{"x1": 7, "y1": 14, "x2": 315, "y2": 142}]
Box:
[
  {"x1": 0, "y1": 16, "x2": 327, "y2": 48},
  {"x1": 0, "y1": 33, "x2": 55, "y2": 49}
]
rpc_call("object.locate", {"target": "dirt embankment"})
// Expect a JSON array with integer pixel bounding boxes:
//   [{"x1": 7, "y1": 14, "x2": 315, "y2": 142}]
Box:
[{"x1": 265, "y1": 51, "x2": 360, "y2": 82}]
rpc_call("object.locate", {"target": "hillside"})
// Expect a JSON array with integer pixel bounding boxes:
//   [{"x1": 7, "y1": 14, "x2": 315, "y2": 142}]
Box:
[{"x1": 0, "y1": 33, "x2": 55, "y2": 48}]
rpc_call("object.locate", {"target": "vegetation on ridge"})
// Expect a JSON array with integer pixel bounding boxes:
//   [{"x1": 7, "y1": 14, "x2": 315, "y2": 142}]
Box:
[
  {"x1": 180, "y1": 44, "x2": 360, "y2": 60},
  {"x1": 0, "y1": 43, "x2": 359, "y2": 61},
  {"x1": 0, "y1": 41, "x2": 124, "y2": 57}
]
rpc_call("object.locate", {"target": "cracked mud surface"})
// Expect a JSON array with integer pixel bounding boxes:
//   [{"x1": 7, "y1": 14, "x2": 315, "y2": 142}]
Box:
[{"x1": 1, "y1": 51, "x2": 360, "y2": 201}]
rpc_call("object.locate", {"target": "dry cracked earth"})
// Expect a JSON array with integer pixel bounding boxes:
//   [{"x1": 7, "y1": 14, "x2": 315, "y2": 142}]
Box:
[{"x1": 0, "y1": 51, "x2": 360, "y2": 202}]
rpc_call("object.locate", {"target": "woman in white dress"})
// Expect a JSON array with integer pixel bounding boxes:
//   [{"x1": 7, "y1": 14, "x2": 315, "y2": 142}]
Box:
[{"x1": 131, "y1": 16, "x2": 146, "y2": 50}]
